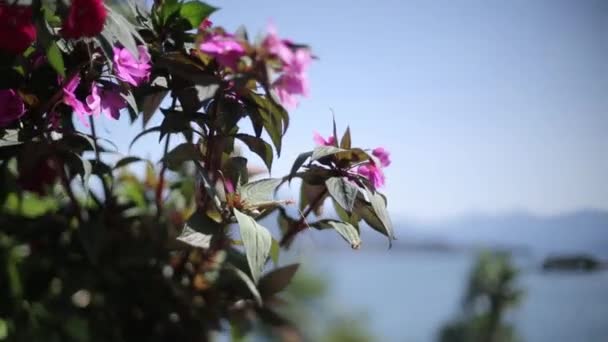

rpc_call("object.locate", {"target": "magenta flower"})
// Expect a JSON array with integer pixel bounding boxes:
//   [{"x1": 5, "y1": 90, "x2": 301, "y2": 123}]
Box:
[
  {"x1": 0, "y1": 89, "x2": 25, "y2": 127},
  {"x1": 357, "y1": 163, "x2": 386, "y2": 189},
  {"x1": 86, "y1": 83, "x2": 126, "y2": 120},
  {"x1": 272, "y1": 49, "x2": 312, "y2": 109},
  {"x1": 262, "y1": 24, "x2": 293, "y2": 64},
  {"x1": 313, "y1": 132, "x2": 336, "y2": 146},
  {"x1": 199, "y1": 33, "x2": 246, "y2": 70},
  {"x1": 372, "y1": 147, "x2": 391, "y2": 167},
  {"x1": 62, "y1": 75, "x2": 91, "y2": 126},
  {"x1": 113, "y1": 45, "x2": 152, "y2": 86},
  {"x1": 199, "y1": 19, "x2": 212, "y2": 31},
  {"x1": 357, "y1": 147, "x2": 391, "y2": 188}
]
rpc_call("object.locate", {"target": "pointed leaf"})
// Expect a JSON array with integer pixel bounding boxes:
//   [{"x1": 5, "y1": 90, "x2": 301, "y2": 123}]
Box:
[
  {"x1": 325, "y1": 177, "x2": 358, "y2": 212},
  {"x1": 235, "y1": 134, "x2": 273, "y2": 171},
  {"x1": 233, "y1": 209, "x2": 272, "y2": 283},
  {"x1": 258, "y1": 264, "x2": 300, "y2": 298},
  {"x1": 177, "y1": 225, "x2": 213, "y2": 249},
  {"x1": 46, "y1": 41, "x2": 65, "y2": 77},
  {"x1": 238, "y1": 178, "x2": 282, "y2": 205},
  {"x1": 340, "y1": 126, "x2": 351, "y2": 149},
  {"x1": 288, "y1": 151, "x2": 312, "y2": 181},
  {"x1": 311, "y1": 145, "x2": 346, "y2": 161}
]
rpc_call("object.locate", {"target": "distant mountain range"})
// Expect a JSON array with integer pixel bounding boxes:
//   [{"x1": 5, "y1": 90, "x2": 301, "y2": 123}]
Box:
[{"x1": 305, "y1": 209, "x2": 608, "y2": 259}]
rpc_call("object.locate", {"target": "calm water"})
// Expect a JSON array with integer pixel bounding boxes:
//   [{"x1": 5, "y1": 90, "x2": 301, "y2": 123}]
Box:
[{"x1": 307, "y1": 250, "x2": 608, "y2": 342}]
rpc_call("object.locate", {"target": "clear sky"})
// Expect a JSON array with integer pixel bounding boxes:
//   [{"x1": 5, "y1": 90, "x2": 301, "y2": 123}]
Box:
[{"x1": 107, "y1": 0, "x2": 608, "y2": 222}]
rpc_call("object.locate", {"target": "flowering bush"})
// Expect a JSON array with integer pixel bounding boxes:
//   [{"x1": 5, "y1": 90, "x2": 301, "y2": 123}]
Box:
[{"x1": 0, "y1": 0, "x2": 394, "y2": 340}]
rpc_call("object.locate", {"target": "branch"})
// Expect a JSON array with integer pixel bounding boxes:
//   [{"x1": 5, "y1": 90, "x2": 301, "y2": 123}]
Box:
[{"x1": 279, "y1": 188, "x2": 327, "y2": 247}]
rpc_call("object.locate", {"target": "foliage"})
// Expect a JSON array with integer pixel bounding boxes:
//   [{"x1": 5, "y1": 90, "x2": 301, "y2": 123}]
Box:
[
  {"x1": 438, "y1": 251, "x2": 525, "y2": 342},
  {"x1": 0, "y1": 0, "x2": 393, "y2": 340}
]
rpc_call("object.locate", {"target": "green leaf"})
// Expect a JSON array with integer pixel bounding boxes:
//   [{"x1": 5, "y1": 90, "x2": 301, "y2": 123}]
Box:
[
  {"x1": 333, "y1": 198, "x2": 359, "y2": 227},
  {"x1": 162, "y1": 143, "x2": 203, "y2": 170},
  {"x1": 313, "y1": 220, "x2": 361, "y2": 249},
  {"x1": 179, "y1": 1, "x2": 217, "y2": 29},
  {"x1": 235, "y1": 134, "x2": 273, "y2": 171},
  {"x1": 325, "y1": 177, "x2": 358, "y2": 212},
  {"x1": 258, "y1": 263, "x2": 300, "y2": 299},
  {"x1": 238, "y1": 178, "x2": 282, "y2": 205},
  {"x1": 367, "y1": 190, "x2": 394, "y2": 238},
  {"x1": 311, "y1": 145, "x2": 346, "y2": 161},
  {"x1": 160, "y1": 0, "x2": 182, "y2": 24},
  {"x1": 233, "y1": 208, "x2": 272, "y2": 283},
  {"x1": 46, "y1": 41, "x2": 65, "y2": 77}
]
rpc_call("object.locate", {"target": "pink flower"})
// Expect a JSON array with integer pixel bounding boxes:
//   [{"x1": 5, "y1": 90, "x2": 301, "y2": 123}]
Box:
[
  {"x1": 262, "y1": 23, "x2": 293, "y2": 64},
  {"x1": 0, "y1": 89, "x2": 25, "y2": 127},
  {"x1": 357, "y1": 148, "x2": 391, "y2": 188},
  {"x1": 113, "y1": 45, "x2": 152, "y2": 86},
  {"x1": 272, "y1": 49, "x2": 312, "y2": 109},
  {"x1": 199, "y1": 33, "x2": 246, "y2": 70},
  {"x1": 62, "y1": 75, "x2": 91, "y2": 126},
  {"x1": 372, "y1": 147, "x2": 391, "y2": 167},
  {"x1": 313, "y1": 132, "x2": 336, "y2": 146},
  {"x1": 86, "y1": 83, "x2": 126, "y2": 120},
  {"x1": 357, "y1": 163, "x2": 386, "y2": 188}
]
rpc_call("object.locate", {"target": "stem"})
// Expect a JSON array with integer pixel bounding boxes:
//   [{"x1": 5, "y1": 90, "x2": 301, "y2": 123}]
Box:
[
  {"x1": 88, "y1": 116, "x2": 111, "y2": 200},
  {"x1": 155, "y1": 133, "x2": 171, "y2": 218},
  {"x1": 59, "y1": 163, "x2": 83, "y2": 222},
  {"x1": 156, "y1": 96, "x2": 178, "y2": 218},
  {"x1": 280, "y1": 189, "x2": 327, "y2": 247}
]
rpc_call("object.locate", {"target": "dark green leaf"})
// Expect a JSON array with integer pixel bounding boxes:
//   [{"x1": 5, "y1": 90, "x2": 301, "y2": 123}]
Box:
[
  {"x1": 325, "y1": 177, "x2": 358, "y2": 212},
  {"x1": 162, "y1": 143, "x2": 202, "y2": 170},
  {"x1": 288, "y1": 151, "x2": 312, "y2": 181},
  {"x1": 223, "y1": 156, "x2": 248, "y2": 186},
  {"x1": 235, "y1": 134, "x2": 273, "y2": 171},
  {"x1": 258, "y1": 264, "x2": 300, "y2": 298},
  {"x1": 121, "y1": 91, "x2": 138, "y2": 115},
  {"x1": 129, "y1": 125, "x2": 161, "y2": 150},
  {"x1": 113, "y1": 156, "x2": 144, "y2": 169},
  {"x1": 226, "y1": 264, "x2": 262, "y2": 306},
  {"x1": 233, "y1": 208, "x2": 272, "y2": 283}
]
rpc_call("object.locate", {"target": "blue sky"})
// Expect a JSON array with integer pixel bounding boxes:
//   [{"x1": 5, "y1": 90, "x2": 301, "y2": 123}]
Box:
[{"x1": 107, "y1": 0, "x2": 608, "y2": 222}]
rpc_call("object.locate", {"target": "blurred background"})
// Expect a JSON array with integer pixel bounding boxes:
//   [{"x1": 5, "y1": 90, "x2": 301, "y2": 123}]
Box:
[{"x1": 105, "y1": 0, "x2": 608, "y2": 340}]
